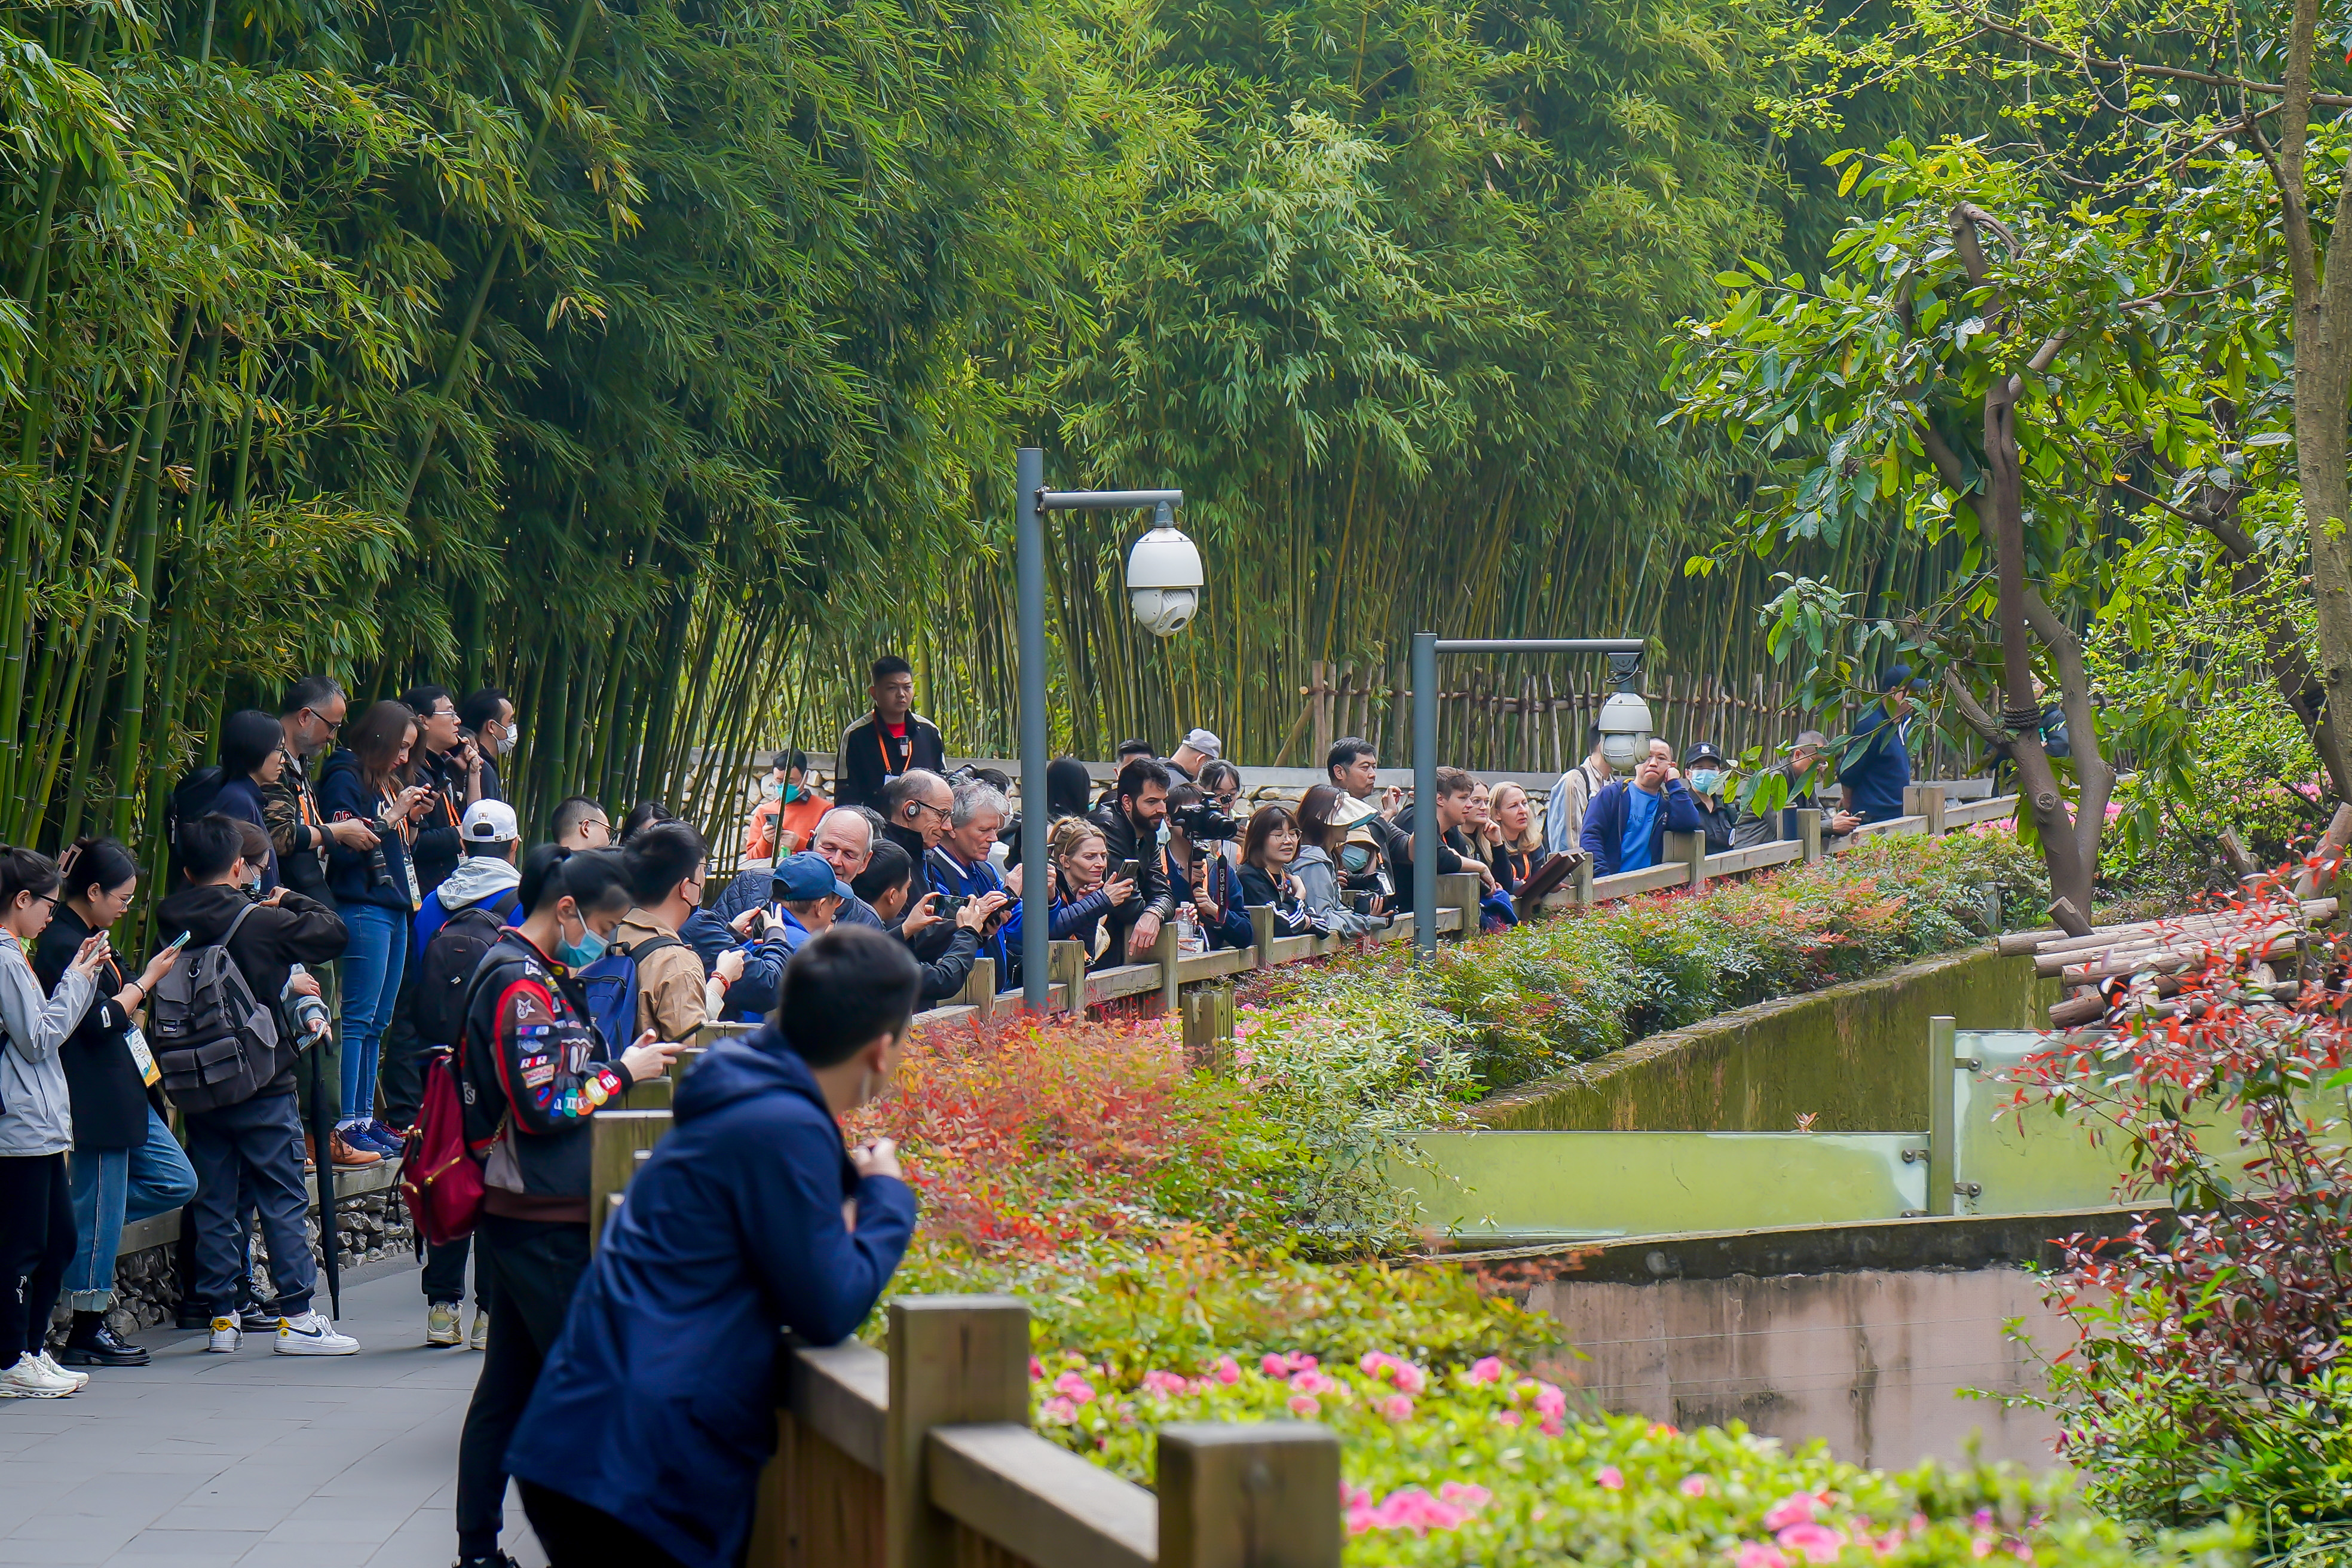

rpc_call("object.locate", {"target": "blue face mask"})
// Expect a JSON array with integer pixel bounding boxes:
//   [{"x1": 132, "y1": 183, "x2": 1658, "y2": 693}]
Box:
[
  {"x1": 1689, "y1": 769, "x2": 1723, "y2": 796},
  {"x1": 555, "y1": 908, "x2": 608, "y2": 969}
]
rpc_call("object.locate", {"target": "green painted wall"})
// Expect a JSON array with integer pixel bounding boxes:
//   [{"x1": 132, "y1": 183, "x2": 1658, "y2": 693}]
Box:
[{"x1": 1469, "y1": 944, "x2": 2060, "y2": 1132}]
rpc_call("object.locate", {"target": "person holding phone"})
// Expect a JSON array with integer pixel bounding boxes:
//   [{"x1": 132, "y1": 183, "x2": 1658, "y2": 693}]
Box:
[
  {"x1": 35, "y1": 838, "x2": 193, "y2": 1368},
  {"x1": 1043, "y1": 817, "x2": 1135, "y2": 967},
  {"x1": 318, "y1": 700, "x2": 433, "y2": 1156},
  {"x1": 0, "y1": 843, "x2": 112, "y2": 1397}
]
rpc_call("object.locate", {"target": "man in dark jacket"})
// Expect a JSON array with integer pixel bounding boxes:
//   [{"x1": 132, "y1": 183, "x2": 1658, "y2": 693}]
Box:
[
  {"x1": 452, "y1": 846, "x2": 678, "y2": 1568},
  {"x1": 155, "y1": 814, "x2": 355, "y2": 1356},
  {"x1": 460, "y1": 688, "x2": 516, "y2": 803},
  {"x1": 1580, "y1": 740, "x2": 1704, "y2": 875},
  {"x1": 833, "y1": 654, "x2": 947, "y2": 814},
  {"x1": 713, "y1": 806, "x2": 885, "y2": 931},
  {"x1": 881, "y1": 770, "x2": 958, "y2": 961},
  {"x1": 507, "y1": 927, "x2": 920, "y2": 1568},
  {"x1": 1091, "y1": 755, "x2": 1178, "y2": 962}
]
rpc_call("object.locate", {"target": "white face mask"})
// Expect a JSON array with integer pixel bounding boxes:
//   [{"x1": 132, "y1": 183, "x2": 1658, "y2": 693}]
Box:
[{"x1": 497, "y1": 725, "x2": 519, "y2": 757}]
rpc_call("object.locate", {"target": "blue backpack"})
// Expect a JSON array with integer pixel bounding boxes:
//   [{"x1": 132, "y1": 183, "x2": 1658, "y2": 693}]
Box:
[{"x1": 574, "y1": 932, "x2": 682, "y2": 1047}]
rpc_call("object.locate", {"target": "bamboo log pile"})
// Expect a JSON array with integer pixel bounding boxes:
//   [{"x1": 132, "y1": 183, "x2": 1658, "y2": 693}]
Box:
[{"x1": 2001, "y1": 898, "x2": 2340, "y2": 1028}]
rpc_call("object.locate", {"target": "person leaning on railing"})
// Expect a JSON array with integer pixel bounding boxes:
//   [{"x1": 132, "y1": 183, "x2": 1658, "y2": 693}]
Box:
[
  {"x1": 505, "y1": 926, "x2": 921, "y2": 1568},
  {"x1": 1042, "y1": 816, "x2": 1135, "y2": 969}
]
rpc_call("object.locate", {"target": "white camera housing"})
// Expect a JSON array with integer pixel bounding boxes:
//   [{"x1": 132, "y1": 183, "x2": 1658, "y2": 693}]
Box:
[
  {"x1": 1597, "y1": 689, "x2": 1653, "y2": 768},
  {"x1": 1125, "y1": 525, "x2": 1203, "y2": 639}
]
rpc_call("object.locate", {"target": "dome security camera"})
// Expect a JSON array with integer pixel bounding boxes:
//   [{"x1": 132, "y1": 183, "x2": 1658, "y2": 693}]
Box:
[
  {"x1": 1597, "y1": 689, "x2": 1653, "y2": 768},
  {"x1": 1125, "y1": 516, "x2": 1203, "y2": 639}
]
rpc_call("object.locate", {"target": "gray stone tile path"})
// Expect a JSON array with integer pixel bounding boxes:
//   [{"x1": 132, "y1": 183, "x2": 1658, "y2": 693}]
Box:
[{"x1": 0, "y1": 1264, "x2": 545, "y2": 1567}]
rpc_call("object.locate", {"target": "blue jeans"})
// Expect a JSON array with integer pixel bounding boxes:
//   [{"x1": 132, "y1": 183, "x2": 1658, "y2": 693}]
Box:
[
  {"x1": 67, "y1": 1108, "x2": 199, "y2": 1310},
  {"x1": 338, "y1": 902, "x2": 408, "y2": 1124}
]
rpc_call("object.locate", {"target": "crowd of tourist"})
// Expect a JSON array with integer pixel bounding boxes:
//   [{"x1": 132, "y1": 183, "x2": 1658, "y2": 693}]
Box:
[{"x1": 0, "y1": 648, "x2": 1924, "y2": 1567}]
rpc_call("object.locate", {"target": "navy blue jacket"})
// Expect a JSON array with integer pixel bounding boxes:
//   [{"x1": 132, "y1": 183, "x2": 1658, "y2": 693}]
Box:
[
  {"x1": 316, "y1": 749, "x2": 418, "y2": 912},
  {"x1": 506, "y1": 1030, "x2": 916, "y2": 1568},
  {"x1": 1578, "y1": 778, "x2": 1702, "y2": 876}
]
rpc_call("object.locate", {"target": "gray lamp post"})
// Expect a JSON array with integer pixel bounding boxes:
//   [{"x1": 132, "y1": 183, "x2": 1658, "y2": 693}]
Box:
[
  {"x1": 1016, "y1": 447, "x2": 1197, "y2": 1009},
  {"x1": 1410, "y1": 634, "x2": 1650, "y2": 958}
]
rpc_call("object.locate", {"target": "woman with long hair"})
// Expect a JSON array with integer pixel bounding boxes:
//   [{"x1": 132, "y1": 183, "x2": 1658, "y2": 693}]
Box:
[
  {"x1": 1046, "y1": 816, "x2": 1134, "y2": 966},
  {"x1": 36, "y1": 838, "x2": 191, "y2": 1368},
  {"x1": 0, "y1": 843, "x2": 110, "y2": 1396},
  {"x1": 318, "y1": 701, "x2": 433, "y2": 1154}
]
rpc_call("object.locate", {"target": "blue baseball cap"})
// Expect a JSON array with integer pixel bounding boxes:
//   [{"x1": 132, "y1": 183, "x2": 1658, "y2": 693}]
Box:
[{"x1": 772, "y1": 851, "x2": 855, "y2": 903}]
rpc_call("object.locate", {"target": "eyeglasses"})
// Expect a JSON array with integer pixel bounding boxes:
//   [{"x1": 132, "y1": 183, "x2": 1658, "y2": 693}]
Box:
[
  {"x1": 908, "y1": 799, "x2": 953, "y2": 821},
  {"x1": 304, "y1": 709, "x2": 342, "y2": 734}
]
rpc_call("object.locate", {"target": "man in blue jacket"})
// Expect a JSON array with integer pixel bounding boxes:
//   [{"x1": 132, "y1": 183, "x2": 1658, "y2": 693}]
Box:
[
  {"x1": 1840, "y1": 664, "x2": 1927, "y2": 823},
  {"x1": 1579, "y1": 739, "x2": 1704, "y2": 875},
  {"x1": 504, "y1": 926, "x2": 921, "y2": 1568}
]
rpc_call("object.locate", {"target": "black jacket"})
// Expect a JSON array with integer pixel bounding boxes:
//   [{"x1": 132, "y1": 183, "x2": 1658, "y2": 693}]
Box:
[
  {"x1": 834, "y1": 712, "x2": 946, "y2": 814},
  {"x1": 151, "y1": 884, "x2": 349, "y2": 1097},
  {"x1": 317, "y1": 749, "x2": 419, "y2": 912},
  {"x1": 881, "y1": 821, "x2": 955, "y2": 961},
  {"x1": 1386, "y1": 806, "x2": 1471, "y2": 913},
  {"x1": 1089, "y1": 803, "x2": 1178, "y2": 960},
  {"x1": 33, "y1": 907, "x2": 153, "y2": 1149},
  {"x1": 461, "y1": 929, "x2": 638, "y2": 1222},
  {"x1": 408, "y1": 747, "x2": 471, "y2": 895}
]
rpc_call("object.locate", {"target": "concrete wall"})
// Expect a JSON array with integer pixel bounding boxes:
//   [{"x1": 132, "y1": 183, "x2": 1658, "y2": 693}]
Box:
[
  {"x1": 1472, "y1": 944, "x2": 2062, "y2": 1132},
  {"x1": 1467, "y1": 1211, "x2": 2120, "y2": 1471}
]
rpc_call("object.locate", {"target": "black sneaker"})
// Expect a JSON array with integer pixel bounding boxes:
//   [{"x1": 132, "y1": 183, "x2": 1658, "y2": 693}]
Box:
[
  {"x1": 59, "y1": 1321, "x2": 149, "y2": 1368},
  {"x1": 241, "y1": 1303, "x2": 284, "y2": 1333}
]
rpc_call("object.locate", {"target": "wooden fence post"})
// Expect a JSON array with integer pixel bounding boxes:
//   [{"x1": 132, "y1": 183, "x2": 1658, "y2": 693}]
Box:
[
  {"x1": 886, "y1": 1296, "x2": 1030, "y2": 1568},
  {"x1": 587, "y1": 1109, "x2": 673, "y2": 1254},
  {"x1": 1248, "y1": 904, "x2": 1278, "y2": 959},
  {"x1": 1309, "y1": 660, "x2": 1331, "y2": 771},
  {"x1": 1664, "y1": 829, "x2": 1707, "y2": 894},
  {"x1": 1796, "y1": 808, "x2": 1823, "y2": 865},
  {"x1": 950, "y1": 956, "x2": 996, "y2": 1019},
  {"x1": 1903, "y1": 783, "x2": 1945, "y2": 834},
  {"x1": 1182, "y1": 986, "x2": 1236, "y2": 1074},
  {"x1": 1154, "y1": 915, "x2": 1183, "y2": 1015},
  {"x1": 1571, "y1": 854, "x2": 1595, "y2": 906},
  {"x1": 1434, "y1": 870, "x2": 1480, "y2": 941},
  {"x1": 1156, "y1": 1422, "x2": 1342, "y2": 1568},
  {"x1": 1048, "y1": 939, "x2": 1089, "y2": 1014}
]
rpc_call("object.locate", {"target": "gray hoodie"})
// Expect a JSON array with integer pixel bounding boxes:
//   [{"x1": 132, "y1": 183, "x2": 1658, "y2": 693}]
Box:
[
  {"x1": 0, "y1": 930, "x2": 97, "y2": 1156},
  {"x1": 1289, "y1": 846, "x2": 1373, "y2": 938},
  {"x1": 437, "y1": 852, "x2": 521, "y2": 914}
]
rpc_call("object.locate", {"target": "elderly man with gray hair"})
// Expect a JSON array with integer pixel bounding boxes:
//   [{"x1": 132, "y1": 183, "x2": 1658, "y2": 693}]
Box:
[
  {"x1": 713, "y1": 804, "x2": 887, "y2": 932},
  {"x1": 921, "y1": 776, "x2": 1017, "y2": 983}
]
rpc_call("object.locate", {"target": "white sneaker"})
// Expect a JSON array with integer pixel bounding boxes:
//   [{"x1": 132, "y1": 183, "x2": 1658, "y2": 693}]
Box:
[
  {"x1": 274, "y1": 1310, "x2": 359, "y2": 1356},
  {"x1": 426, "y1": 1302, "x2": 461, "y2": 1346},
  {"x1": 36, "y1": 1352, "x2": 89, "y2": 1391},
  {"x1": 468, "y1": 1309, "x2": 488, "y2": 1352},
  {"x1": 0, "y1": 1352, "x2": 76, "y2": 1397},
  {"x1": 206, "y1": 1317, "x2": 242, "y2": 1353}
]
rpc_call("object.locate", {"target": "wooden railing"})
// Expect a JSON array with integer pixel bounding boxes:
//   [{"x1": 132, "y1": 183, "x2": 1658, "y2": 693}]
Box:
[{"x1": 587, "y1": 1110, "x2": 1343, "y2": 1568}]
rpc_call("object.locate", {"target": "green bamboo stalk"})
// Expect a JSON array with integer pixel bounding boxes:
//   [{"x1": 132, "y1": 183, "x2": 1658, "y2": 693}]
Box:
[
  {"x1": 110, "y1": 323, "x2": 195, "y2": 843},
  {"x1": 56, "y1": 621, "x2": 118, "y2": 849}
]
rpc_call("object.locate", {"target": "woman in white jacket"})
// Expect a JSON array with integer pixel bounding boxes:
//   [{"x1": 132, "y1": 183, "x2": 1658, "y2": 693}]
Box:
[{"x1": 0, "y1": 844, "x2": 108, "y2": 1398}]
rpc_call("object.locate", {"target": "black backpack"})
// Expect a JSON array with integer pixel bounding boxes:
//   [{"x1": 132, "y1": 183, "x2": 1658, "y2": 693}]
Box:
[
  {"x1": 414, "y1": 893, "x2": 519, "y2": 1046},
  {"x1": 151, "y1": 903, "x2": 281, "y2": 1112}
]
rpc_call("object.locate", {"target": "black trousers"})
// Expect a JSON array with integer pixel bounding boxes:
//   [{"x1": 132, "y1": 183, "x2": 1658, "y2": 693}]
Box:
[
  {"x1": 455, "y1": 1214, "x2": 588, "y2": 1560},
  {"x1": 0, "y1": 1152, "x2": 74, "y2": 1358},
  {"x1": 421, "y1": 1231, "x2": 477, "y2": 1306},
  {"x1": 520, "y1": 1483, "x2": 694, "y2": 1568},
  {"x1": 377, "y1": 974, "x2": 428, "y2": 1131},
  {"x1": 184, "y1": 1092, "x2": 315, "y2": 1320}
]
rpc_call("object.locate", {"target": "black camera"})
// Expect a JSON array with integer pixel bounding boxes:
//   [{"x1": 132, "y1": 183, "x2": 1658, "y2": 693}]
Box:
[
  {"x1": 1171, "y1": 800, "x2": 1239, "y2": 841},
  {"x1": 365, "y1": 819, "x2": 395, "y2": 889},
  {"x1": 931, "y1": 892, "x2": 969, "y2": 920}
]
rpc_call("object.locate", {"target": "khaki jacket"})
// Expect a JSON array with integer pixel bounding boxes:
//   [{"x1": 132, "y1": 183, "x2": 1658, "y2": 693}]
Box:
[{"x1": 614, "y1": 909, "x2": 712, "y2": 1044}]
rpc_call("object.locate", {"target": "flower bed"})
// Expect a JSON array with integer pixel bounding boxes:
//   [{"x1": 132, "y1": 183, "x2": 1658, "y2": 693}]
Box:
[
  {"x1": 1243, "y1": 831, "x2": 2047, "y2": 1095},
  {"x1": 840, "y1": 829, "x2": 2249, "y2": 1564}
]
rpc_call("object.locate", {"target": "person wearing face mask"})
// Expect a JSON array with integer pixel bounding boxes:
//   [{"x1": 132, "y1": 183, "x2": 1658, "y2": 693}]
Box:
[
  {"x1": 452, "y1": 845, "x2": 681, "y2": 1568},
  {"x1": 1291, "y1": 786, "x2": 1376, "y2": 937},
  {"x1": 505, "y1": 926, "x2": 920, "y2": 1568},
  {"x1": 152, "y1": 814, "x2": 354, "y2": 1358},
  {"x1": 745, "y1": 748, "x2": 830, "y2": 862},
  {"x1": 1681, "y1": 742, "x2": 1740, "y2": 855},
  {"x1": 459, "y1": 689, "x2": 516, "y2": 804}
]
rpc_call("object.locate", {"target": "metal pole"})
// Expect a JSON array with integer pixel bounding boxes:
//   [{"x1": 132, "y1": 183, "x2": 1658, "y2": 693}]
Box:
[
  {"x1": 1412, "y1": 630, "x2": 1437, "y2": 960},
  {"x1": 1017, "y1": 447, "x2": 1051, "y2": 1010}
]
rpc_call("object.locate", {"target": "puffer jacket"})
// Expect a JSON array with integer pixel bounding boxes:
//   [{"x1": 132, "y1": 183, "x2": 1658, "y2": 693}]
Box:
[
  {"x1": 0, "y1": 930, "x2": 98, "y2": 1156},
  {"x1": 1289, "y1": 846, "x2": 1373, "y2": 938}
]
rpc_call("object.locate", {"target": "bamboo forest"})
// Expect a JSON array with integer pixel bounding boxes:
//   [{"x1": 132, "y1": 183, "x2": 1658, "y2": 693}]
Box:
[{"x1": 2, "y1": 0, "x2": 2346, "y2": 864}]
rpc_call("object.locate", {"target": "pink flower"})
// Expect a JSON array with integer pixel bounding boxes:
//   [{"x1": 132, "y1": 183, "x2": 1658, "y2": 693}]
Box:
[
  {"x1": 1763, "y1": 1492, "x2": 1830, "y2": 1532},
  {"x1": 1496, "y1": 1410, "x2": 1522, "y2": 1426},
  {"x1": 1733, "y1": 1545, "x2": 1791, "y2": 1568},
  {"x1": 1285, "y1": 1352, "x2": 1319, "y2": 1372},
  {"x1": 1439, "y1": 1481, "x2": 1491, "y2": 1507},
  {"x1": 1539, "y1": 1415, "x2": 1565, "y2": 1437},
  {"x1": 1359, "y1": 1350, "x2": 1394, "y2": 1376},
  {"x1": 1039, "y1": 1396, "x2": 1079, "y2": 1425},
  {"x1": 1141, "y1": 1370, "x2": 1191, "y2": 1397},
  {"x1": 1212, "y1": 1355, "x2": 1241, "y2": 1385},
  {"x1": 1392, "y1": 1362, "x2": 1426, "y2": 1394},
  {"x1": 1028, "y1": 1356, "x2": 1044, "y2": 1380},
  {"x1": 1971, "y1": 1539, "x2": 1994, "y2": 1560},
  {"x1": 1533, "y1": 1383, "x2": 1567, "y2": 1419},
  {"x1": 1288, "y1": 1369, "x2": 1333, "y2": 1395},
  {"x1": 1469, "y1": 1356, "x2": 1505, "y2": 1384},
  {"x1": 1287, "y1": 1393, "x2": 1320, "y2": 1417},
  {"x1": 1596, "y1": 1466, "x2": 1625, "y2": 1490},
  {"x1": 1052, "y1": 1371, "x2": 1095, "y2": 1405},
  {"x1": 1380, "y1": 1394, "x2": 1414, "y2": 1420},
  {"x1": 1353, "y1": 1487, "x2": 1471, "y2": 1536},
  {"x1": 1775, "y1": 1523, "x2": 1849, "y2": 1564},
  {"x1": 1682, "y1": 1475, "x2": 1711, "y2": 1497},
  {"x1": 1261, "y1": 1353, "x2": 1287, "y2": 1376}
]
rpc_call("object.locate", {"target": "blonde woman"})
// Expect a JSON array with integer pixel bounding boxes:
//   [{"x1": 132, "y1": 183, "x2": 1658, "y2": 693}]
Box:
[
  {"x1": 1483, "y1": 783, "x2": 1545, "y2": 894},
  {"x1": 1047, "y1": 817, "x2": 1136, "y2": 966}
]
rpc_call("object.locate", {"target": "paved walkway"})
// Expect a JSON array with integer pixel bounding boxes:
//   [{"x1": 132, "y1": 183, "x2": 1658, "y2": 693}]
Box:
[{"x1": 0, "y1": 1264, "x2": 545, "y2": 1567}]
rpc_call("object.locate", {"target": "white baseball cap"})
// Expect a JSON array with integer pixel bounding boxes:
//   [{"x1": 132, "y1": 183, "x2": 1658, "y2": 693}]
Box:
[
  {"x1": 462, "y1": 799, "x2": 520, "y2": 844},
  {"x1": 1181, "y1": 728, "x2": 1223, "y2": 760}
]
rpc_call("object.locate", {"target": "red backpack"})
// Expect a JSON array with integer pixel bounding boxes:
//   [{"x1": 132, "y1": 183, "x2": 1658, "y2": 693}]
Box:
[{"x1": 399, "y1": 1049, "x2": 484, "y2": 1246}]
